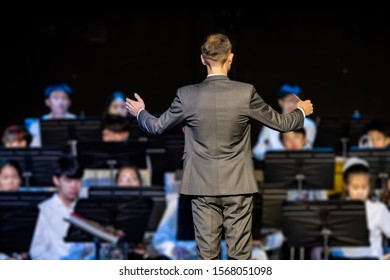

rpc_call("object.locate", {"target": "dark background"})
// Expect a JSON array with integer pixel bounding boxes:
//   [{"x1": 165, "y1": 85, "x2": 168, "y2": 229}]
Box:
[{"x1": 2, "y1": 9, "x2": 389, "y2": 140}]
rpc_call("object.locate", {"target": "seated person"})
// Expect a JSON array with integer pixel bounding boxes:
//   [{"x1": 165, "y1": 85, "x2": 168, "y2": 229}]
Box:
[
  {"x1": 29, "y1": 155, "x2": 93, "y2": 259},
  {"x1": 116, "y1": 165, "x2": 142, "y2": 187},
  {"x1": 252, "y1": 83, "x2": 317, "y2": 161},
  {"x1": 278, "y1": 128, "x2": 327, "y2": 201},
  {"x1": 330, "y1": 157, "x2": 390, "y2": 259},
  {"x1": 2, "y1": 125, "x2": 33, "y2": 148},
  {"x1": 103, "y1": 91, "x2": 128, "y2": 118},
  {"x1": 26, "y1": 83, "x2": 77, "y2": 147},
  {"x1": 360, "y1": 119, "x2": 390, "y2": 148},
  {"x1": 0, "y1": 159, "x2": 22, "y2": 191},
  {"x1": 101, "y1": 114, "x2": 131, "y2": 142},
  {"x1": 279, "y1": 127, "x2": 308, "y2": 151},
  {"x1": 42, "y1": 82, "x2": 77, "y2": 120},
  {"x1": 0, "y1": 160, "x2": 26, "y2": 259}
]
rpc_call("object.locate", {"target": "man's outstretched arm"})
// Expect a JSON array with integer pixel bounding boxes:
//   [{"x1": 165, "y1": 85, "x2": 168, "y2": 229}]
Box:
[{"x1": 126, "y1": 92, "x2": 185, "y2": 135}]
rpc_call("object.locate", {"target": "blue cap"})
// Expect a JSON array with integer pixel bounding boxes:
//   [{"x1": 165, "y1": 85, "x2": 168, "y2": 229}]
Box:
[
  {"x1": 44, "y1": 83, "x2": 72, "y2": 97},
  {"x1": 277, "y1": 84, "x2": 301, "y2": 99}
]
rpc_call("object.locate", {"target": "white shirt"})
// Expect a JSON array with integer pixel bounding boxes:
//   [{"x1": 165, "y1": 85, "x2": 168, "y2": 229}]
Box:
[
  {"x1": 29, "y1": 194, "x2": 77, "y2": 260},
  {"x1": 331, "y1": 200, "x2": 390, "y2": 259},
  {"x1": 252, "y1": 117, "x2": 317, "y2": 161}
]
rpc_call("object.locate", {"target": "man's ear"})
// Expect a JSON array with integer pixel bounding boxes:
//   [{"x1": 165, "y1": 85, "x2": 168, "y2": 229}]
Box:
[
  {"x1": 228, "y1": 53, "x2": 234, "y2": 63},
  {"x1": 278, "y1": 99, "x2": 284, "y2": 108},
  {"x1": 200, "y1": 54, "x2": 207, "y2": 65}
]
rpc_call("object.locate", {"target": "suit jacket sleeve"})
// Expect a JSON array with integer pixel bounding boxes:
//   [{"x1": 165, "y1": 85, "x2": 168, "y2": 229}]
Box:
[
  {"x1": 138, "y1": 92, "x2": 185, "y2": 135},
  {"x1": 250, "y1": 88, "x2": 304, "y2": 132}
]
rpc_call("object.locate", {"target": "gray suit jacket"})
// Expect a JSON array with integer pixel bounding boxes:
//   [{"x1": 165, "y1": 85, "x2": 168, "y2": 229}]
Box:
[{"x1": 138, "y1": 75, "x2": 304, "y2": 196}]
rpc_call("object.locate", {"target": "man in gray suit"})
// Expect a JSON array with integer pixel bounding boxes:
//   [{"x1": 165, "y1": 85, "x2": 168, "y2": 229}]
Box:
[{"x1": 126, "y1": 33, "x2": 313, "y2": 259}]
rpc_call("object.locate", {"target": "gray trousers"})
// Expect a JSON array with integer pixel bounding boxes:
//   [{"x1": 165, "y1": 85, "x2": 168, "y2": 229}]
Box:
[{"x1": 191, "y1": 194, "x2": 253, "y2": 260}]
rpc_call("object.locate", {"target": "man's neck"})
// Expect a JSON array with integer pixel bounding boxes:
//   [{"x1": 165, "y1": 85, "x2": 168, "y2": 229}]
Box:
[{"x1": 207, "y1": 68, "x2": 228, "y2": 76}]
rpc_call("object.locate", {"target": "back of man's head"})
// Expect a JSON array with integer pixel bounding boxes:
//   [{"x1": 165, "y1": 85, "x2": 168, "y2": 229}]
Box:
[{"x1": 201, "y1": 33, "x2": 232, "y2": 65}]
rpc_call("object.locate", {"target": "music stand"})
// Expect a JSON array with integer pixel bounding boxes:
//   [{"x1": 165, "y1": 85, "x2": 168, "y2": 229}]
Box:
[
  {"x1": 0, "y1": 147, "x2": 65, "y2": 186},
  {"x1": 65, "y1": 196, "x2": 154, "y2": 259},
  {"x1": 258, "y1": 184, "x2": 287, "y2": 229},
  {"x1": 0, "y1": 191, "x2": 53, "y2": 254},
  {"x1": 147, "y1": 132, "x2": 185, "y2": 185},
  {"x1": 314, "y1": 114, "x2": 373, "y2": 156},
  {"x1": 77, "y1": 141, "x2": 148, "y2": 184},
  {"x1": 264, "y1": 150, "x2": 335, "y2": 192},
  {"x1": 348, "y1": 148, "x2": 390, "y2": 191},
  {"x1": 282, "y1": 200, "x2": 370, "y2": 260},
  {"x1": 87, "y1": 186, "x2": 166, "y2": 231},
  {"x1": 40, "y1": 117, "x2": 102, "y2": 149}
]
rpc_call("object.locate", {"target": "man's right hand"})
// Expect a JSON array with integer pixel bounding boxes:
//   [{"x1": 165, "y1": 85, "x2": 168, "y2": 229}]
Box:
[
  {"x1": 126, "y1": 93, "x2": 145, "y2": 118},
  {"x1": 297, "y1": 100, "x2": 314, "y2": 116}
]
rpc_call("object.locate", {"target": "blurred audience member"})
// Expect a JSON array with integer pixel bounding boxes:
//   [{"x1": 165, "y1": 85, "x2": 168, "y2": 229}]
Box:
[
  {"x1": 361, "y1": 120, "x2": 390, "y2": 149},
  {"x1": 101, "y1": 114, "x2": 131, "y2": 142},
  {"x1": 253, "y1": 84, "x2": 317, "y2": 160},
  {"x1": 29, "y1": 155, "x2": 91, "y2": 259},
  {"x1": 103, "y1": 91, "x2": 128, "y2": 118},
  {"x1": 279, "y1": 128, "x2": 307, "y2": 151},
  {"x1": 42, "y1": 82, "x2": 77, "y2": 120},
  {"x1": 0, "y1": 159, "x2": 22, "y2": 191},
  {"x1": 115, "y1": 165, "x2": 142, "y2": 187},
  {"x1": 2, "y1": 125, "x2": 32, "y2": 148},
  {"x1": 331, "y1": 157, "x2": 390, "y2": 259}
]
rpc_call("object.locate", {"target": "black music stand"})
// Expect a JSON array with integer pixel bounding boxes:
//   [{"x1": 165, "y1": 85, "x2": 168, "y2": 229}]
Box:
[
  {"x1": 314, "y1": 115, "x2": 373, "y2": 156},
  {"x1": 348, "y1": 148, "x2": 390, "y2": 192},
  {"x1": 264, "y1": 150, "x2": 335, "y2": 192},
  {"x1": 0, "y1": 147, "x2": 65, "y2": 186},
  {"x1": 65, "y1": 196, "x2": 154, "y2": 259},
  {"x1": 87, "y1": 186, "x2": 166, "y2": 231},
  {"x1": 282, "y1": 200, "x2": 370, "y2": 260},
  {"x1": 258, "y1": 184, "x2": 287, "y2": 230},
  {"x1": 77, "y1": 141, "x2": 148, "y2": 185},
  {"x1": 0, "y1": 191, "x2": 53, "y2": 255},
  {"x1": 40, "y1": 117, "x2": 102, "y2": 148}
]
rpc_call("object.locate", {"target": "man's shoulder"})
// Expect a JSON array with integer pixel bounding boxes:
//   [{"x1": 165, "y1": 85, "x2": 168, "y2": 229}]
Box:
[{"x1": 180, "y1": 79, "x2": 253, "y2": 91}]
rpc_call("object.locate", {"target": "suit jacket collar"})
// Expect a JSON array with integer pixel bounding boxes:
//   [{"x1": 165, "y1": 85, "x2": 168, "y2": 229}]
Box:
[{"x1": 203, "y1": 75, "x2": 230, "y2": 83}]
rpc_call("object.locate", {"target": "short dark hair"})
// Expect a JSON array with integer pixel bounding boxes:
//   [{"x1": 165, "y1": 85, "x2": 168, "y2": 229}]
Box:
[
  {"x1": 101, "y1": 114, "x2": 131, "y2": 133},
  {"x1": 52, "y1": 155, "x2": 84, "y2": 179},
  {"x1": 279, "y1": 127, "x2": 306, "y2": 143},
  {"x1": 277, "y1": 83, "x2": 301, "y2": 100},
  {"x1": 2, "y1": 125, "x2": 33, "y2": 146},
  {"x1": 343, "y1": 164, "x2": 370, "y2": 184},
  {"x1": 363, "y1": 119, "x2": 389, "y2": 137},
  {"x1": 0, "y1": 159, "x2": 22, "y2": 178},
  {"x1": 44, "y1": 82, "x2": 72, "y2": 98},
  {"x1": 201, "y1": 33, "x2": 232, "y2": 65}
]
